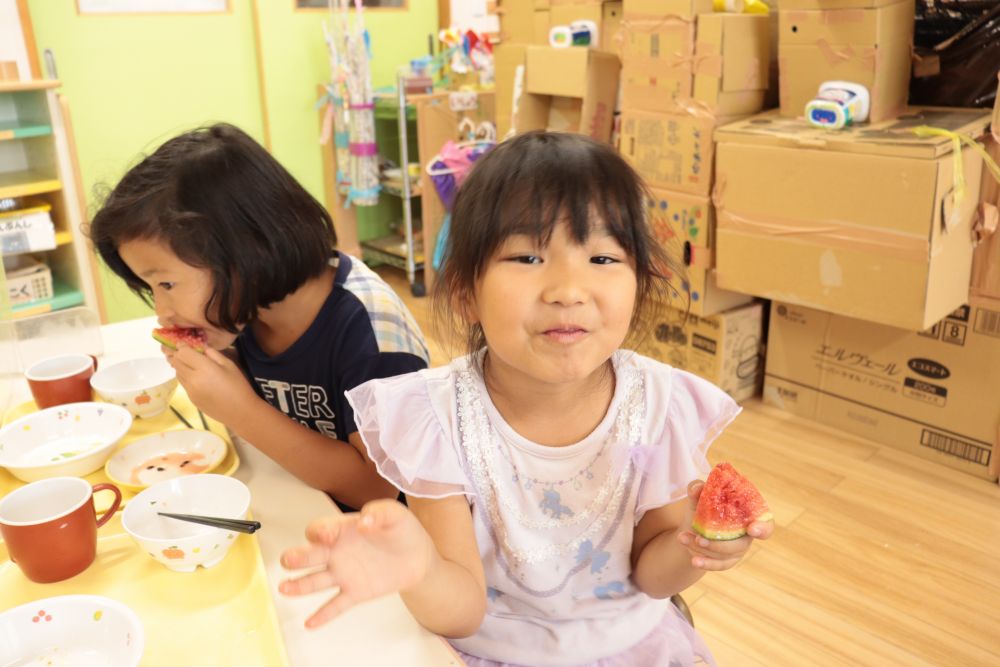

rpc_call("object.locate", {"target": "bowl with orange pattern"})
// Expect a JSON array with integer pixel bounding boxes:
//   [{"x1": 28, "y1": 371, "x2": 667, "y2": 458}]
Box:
[
  {"x1": 89, "y1": 356, "x2": 177, "y2": 419},
  {"x1": 121, "y1": 474, "x2": 251, "y2": 573}
]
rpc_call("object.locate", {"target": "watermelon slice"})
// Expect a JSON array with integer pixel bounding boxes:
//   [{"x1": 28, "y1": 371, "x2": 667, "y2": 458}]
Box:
[
  {"x1": 692, "y1": 462, "x2": 772, "y2": 541},
  {"x1": 152, "y1": 326, "x2": 208, "y2": 353}
]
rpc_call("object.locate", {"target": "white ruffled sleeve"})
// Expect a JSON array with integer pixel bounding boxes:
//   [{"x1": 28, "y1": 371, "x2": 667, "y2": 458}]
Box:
[
  {"x1": 634, "y1": 362, "x2": 741, "y2": 522},
  {"x1": 345, "y1": 368, "x2": 474, "y2": 500}
]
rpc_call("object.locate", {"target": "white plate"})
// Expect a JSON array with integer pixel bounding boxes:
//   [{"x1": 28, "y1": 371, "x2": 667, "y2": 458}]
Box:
[{"x1": 105, "y1": 430, "x2": 227, "y2": 491}]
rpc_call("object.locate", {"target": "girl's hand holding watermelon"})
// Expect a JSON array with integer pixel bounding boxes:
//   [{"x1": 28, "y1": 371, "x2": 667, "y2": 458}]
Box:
[
  {"x1": 678, "y1": 462, "x2": 774, "y2": 571},
  {"x1": 165, "y1": 340, "x2": 263, "y2": 427}
]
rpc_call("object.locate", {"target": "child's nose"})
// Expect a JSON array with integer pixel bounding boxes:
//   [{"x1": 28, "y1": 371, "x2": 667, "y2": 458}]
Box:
[
  {"x1": 154, "y1": 299, "x2": 175, "y2": 322},
  {"x1": 541, "y1": 267, "x2": 587, "y2": 306}
]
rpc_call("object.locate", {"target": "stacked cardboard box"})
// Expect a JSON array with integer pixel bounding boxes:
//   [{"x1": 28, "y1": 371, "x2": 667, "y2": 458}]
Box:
[
  {"x1": 620, "y1": 11, "x2": 769, "y2": 117},
  {"x1": 970, "y1": 84, "x2": 1000, "y2": 301},
  {"x1": 713, "y1": 108, "x2": 991, "y2": 331},
  {"x1": 618, "y1": 3, "x2": 770, "y2": 317},
  {"x1": 513, "y1": 46, "x2": 620, "y2": 142},
  {"x1": 743, "y1": 83, "x2": 998, "y2": 481},
  {"x1": 776, "y1": 0, "x2": 914, "y2": 122},
  {"x1": 638, "y1": 300, "x2": 765, "y2": 402},
  {"x1": 498, "y1": 0, "x2": 551, "y2": 46},
  {"x1": 496, "y1": 1, "x2": 623, "y2": 138},
  {"x1": 765, "y1": 297, "x2": 1000, "y2": 482}
]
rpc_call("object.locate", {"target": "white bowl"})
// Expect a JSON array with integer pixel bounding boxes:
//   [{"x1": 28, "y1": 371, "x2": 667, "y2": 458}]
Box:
[
  {"x1": 121, "y1": 474, "x2": 251, "y2": 573},
  {"x1": 90, "y1": 357, "x2": 178, "y2": 419},
  {"x1": 0, "y1": 594, "x2": 144, "y2": 666},
  {"x1": 0, "y1": 403, "x2": 133, "y2": 482},
  {"x1": 105, "y1": 429, "x2": 228, "y2": 492}
]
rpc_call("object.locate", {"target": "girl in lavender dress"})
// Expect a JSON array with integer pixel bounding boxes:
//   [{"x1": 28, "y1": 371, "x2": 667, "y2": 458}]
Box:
[{"x1": 280, "y1": 131, "x2": 774, "y2": 666}]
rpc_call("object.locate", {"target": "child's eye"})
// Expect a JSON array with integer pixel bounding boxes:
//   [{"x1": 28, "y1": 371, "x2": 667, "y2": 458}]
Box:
[
  {"x1": 591, "y1": 256, "x2": 620, "y2": 265},
  {"x1": 508, "y1": 255, "x2": 542, "y2": 265},
  {"x1": 158, "y1": 282, "x2": 176, "y2": 291}
]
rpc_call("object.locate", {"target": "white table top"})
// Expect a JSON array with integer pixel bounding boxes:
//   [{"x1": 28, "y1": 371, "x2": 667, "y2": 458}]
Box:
[{"x1": 1, "y1": 315, "x2": 459, "y2": 667}]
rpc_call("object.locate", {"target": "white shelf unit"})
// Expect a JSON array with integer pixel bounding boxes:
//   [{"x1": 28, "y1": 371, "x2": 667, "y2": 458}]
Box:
[{"x1": 0, "y1": 79, "x2": 100, "y2": 321}]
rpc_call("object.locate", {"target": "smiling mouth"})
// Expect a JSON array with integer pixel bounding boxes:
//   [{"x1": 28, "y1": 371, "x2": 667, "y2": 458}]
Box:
[{"x1": 542, "y1": 327, "x2": 589, "y2": 342}]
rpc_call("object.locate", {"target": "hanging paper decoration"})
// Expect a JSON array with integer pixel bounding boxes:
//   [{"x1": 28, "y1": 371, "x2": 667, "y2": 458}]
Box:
[
  {"x1": 322, "y1": 17, "x2": 351, "y2": 191},
  {"x1": 323, "y1": 0, "x2": 380, "y2": 207}
]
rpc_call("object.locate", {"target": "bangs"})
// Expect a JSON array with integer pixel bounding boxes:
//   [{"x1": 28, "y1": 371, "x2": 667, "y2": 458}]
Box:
[{"x1": 466, "y1": 134, "x2": 645, "y2": 274}]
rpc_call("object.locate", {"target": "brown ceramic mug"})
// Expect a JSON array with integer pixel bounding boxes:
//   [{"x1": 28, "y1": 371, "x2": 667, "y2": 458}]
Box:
[
  {"x1": 25, "y1": 354, "x2": 98, "y2": 409},
  {"x1": 0, "y1": 476, "x2": 122, "y2": 583}
]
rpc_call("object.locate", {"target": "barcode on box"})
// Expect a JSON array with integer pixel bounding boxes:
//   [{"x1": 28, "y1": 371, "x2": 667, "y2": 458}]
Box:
[
  {"x1": 920, "y1": 429, "x2": 990, "y2": 466},
  {"x1": 973, "y1": 308, "x2": 1000, "y2": 339}
]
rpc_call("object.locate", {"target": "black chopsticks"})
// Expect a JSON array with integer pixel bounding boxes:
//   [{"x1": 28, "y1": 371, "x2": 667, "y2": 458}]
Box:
[
  {"x1": 169, "y1": 405, "x2": 195, "y2": 429},
  {"x1": 157, "y1": 511, "x2": 261, "y2": 534},
  {"x1": 170, "y1": 405, "x2": 211, "y2": 433}
]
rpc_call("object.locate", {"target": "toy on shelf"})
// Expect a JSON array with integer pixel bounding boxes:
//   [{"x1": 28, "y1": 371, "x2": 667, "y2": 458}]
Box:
[
  {"x1": 806, "y1": 81, "x2": 871, "y2": 130},
  {"x1": 549, "y1": 20, "x2": 599, "y2": 48}
]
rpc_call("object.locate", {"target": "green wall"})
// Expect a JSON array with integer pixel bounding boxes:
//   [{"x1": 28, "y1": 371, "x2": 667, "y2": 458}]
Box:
[
  {"x1": 254, "y1": 2, "x2": 437, "y2": 206},
  {"x1": 27, "y1": 0, "x2": 437, "y2": 322}
]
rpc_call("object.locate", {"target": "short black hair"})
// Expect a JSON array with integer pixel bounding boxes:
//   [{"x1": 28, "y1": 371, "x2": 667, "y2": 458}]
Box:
[
  {"x1": 89, "y1": 123, "x2": 336, "y2": 332},
  {"x1": 433, "y1": 130, "x2": 685, "y2": 357}
]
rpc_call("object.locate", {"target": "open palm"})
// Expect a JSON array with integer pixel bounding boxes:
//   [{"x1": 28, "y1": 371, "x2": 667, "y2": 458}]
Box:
[{"x1": 279, "y1": 500, "x2": 433, "y2": 628}]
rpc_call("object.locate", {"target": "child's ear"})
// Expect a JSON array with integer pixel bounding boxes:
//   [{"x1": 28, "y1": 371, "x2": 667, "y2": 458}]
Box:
[{"x1": 452, "y1": 289, "x2": 478, "y2": 325}]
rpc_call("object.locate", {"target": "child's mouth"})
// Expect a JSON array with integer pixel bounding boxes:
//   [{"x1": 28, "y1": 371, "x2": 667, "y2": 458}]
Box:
[{"x1": 543, "y1": 327, "x2": 588, "y2": 343}]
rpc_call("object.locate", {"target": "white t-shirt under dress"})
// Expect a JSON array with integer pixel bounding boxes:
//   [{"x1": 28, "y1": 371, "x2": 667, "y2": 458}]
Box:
[{"x1": 346, "y1": 350, "x2": 740, "y2": 667}]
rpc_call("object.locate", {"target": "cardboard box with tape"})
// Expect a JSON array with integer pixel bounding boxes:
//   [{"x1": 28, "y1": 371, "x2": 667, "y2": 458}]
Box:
[
  {"x1": 620, "y1": 107, "x2": 737, "y2": 196},
  {"x1": 619, "y1": 18, "x2": 695, "y2": 114},
  {"x1": 778, "y1": 0, "x2": 913, "y2": 123},
  {"x1": 694, "y1": 14, "x2": 770, "y2": 117},
  {"x1": 620, "y1": 14, "x2": 768, "y2": 116},
  {"x1": 714, "y1": 108, "x2": 992, "y2": 331},
  {"x1": 765, "y1": 298, "x2": 1000, "y2": 482}
]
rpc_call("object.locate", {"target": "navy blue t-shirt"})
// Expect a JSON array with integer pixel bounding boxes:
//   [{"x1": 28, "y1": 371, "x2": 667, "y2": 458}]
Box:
[{"x1": 235, "y1": 253, "x2": 429, "y2": 508}]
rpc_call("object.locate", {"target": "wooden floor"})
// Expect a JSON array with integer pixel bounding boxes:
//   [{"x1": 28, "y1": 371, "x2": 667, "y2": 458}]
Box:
[{"x1": 379, "y1": 267, "x2": 1000, "y2": 667}]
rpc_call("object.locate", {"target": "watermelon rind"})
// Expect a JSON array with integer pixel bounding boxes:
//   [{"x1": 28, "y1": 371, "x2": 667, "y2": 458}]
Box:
[
  {"x1": 152, "y1": 327, "x2": 206, "y2": 353},
  {"x1": 691, "y1": 520, "x2": 748, "y2": 541},
  {"x1": 692, "y1": 510, "x2": 774, "y2": 541},
  {"x1": 152, "y1": 330, "x2": 177, "y2": 350}
]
